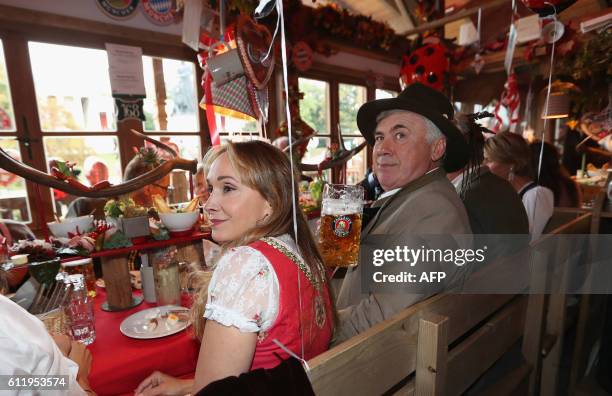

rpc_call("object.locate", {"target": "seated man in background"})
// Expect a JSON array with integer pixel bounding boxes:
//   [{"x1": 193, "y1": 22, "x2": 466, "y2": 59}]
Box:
[
  {"x1": 335, "y1": 83, "x2": 473, "y2": 343},
  {"x1": 67, "y1": 148, "x2": 171, "y2": 218},
  {"x1": 123, "y1": 151, "x2": 171, "y2": 209},
  {"x1": 0, "y1": 292, "x2": 95, "y2": 395},
  {"x1": 84, "y1": 159, "x2": 109, "y2": 188},
  {"x1": 447, "y1": 113, "x2": 529, "y2": 262}
]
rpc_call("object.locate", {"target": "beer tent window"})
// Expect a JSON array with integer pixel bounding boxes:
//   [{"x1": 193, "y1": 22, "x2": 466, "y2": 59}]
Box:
[
  {"x1": 29, "y1": 42, "x2": 122, "y2": 217},
  {"x1": 299, "y1": 77, "x2": 331, "y2": 181},
  {"x1": 296, "y1": 75, "x2": 400, "y2": 184},
  {"x1": 0, "y1": 40, "x2": 31, "y2": 223},
  {"x1": 375, "y1": 89, "x2": 398, "y2": 99},
  {"x1": 142, "y1": 55, "x2": 201, "y2": 205},
  {"x1": 339, "y1": 83, "x2": 367, "y2": 185},
  {"x1": 217, "y1": 116, "x2": 259, "y2": 143}
]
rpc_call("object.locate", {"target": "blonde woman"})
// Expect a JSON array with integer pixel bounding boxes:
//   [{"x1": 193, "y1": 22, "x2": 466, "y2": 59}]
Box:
[
  {"x1": 136, "y1": 141, "x2": 333, "y2": 396},
  {"x1": 483, "y1": 132, "x2": 554, "y2": 242}
]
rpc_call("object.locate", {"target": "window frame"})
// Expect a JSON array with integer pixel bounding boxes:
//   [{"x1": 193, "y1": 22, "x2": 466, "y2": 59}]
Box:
[
  {"x1": 0, "y1": 16, "x2": 209, "y2": 231},
  {"x1": 297, "y1": 65, "x2": 400, "y2": 183}
]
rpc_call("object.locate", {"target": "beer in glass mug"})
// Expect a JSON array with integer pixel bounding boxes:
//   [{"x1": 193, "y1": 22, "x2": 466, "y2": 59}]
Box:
[{"x1": 319, "y1": 184, "x2": 364, "y2": 267}]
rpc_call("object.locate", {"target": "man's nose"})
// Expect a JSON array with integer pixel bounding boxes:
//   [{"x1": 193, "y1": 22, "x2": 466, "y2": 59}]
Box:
[{"x1": 375, "y1": 139, "x2": 392, "y2": 156}]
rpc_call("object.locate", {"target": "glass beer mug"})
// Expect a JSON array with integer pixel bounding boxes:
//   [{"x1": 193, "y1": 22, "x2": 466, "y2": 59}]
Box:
[{"x1": 318, "y1": 184, "x2": 364, "y2": 267}]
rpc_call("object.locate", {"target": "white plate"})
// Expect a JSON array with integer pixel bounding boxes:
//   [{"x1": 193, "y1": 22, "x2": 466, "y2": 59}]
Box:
[{"x1": 120, "y1": 305, "x2": 191, "y2": 339}]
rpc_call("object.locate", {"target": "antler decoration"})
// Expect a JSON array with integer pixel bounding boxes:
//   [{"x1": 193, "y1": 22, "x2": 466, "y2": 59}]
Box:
[
  {"x1": 133, "y1": 129, "x2": 178, "y2": 157},
  {"x1": 300, "y1": 141, "x2": 367, "y2": 171},
  {"x1": 293, "y1": 123, "x2": 368, "y2": 171},
  {"x1": 0, "y1": 130, "x2": 197, "y2": 198}
]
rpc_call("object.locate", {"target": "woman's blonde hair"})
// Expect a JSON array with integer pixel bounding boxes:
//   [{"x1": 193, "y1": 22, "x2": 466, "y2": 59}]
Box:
[
  {"x1": 191, "y1": 140, "x2": 331, "y2": 340},
  {"x1": 483, "y1": 132, "x2": 533, "y2": 178}
]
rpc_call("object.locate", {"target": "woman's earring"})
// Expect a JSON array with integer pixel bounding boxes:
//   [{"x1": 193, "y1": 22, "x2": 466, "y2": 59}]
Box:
[
  {"x1": 508, "y1": 167, "x2": 515, "y2": 182},
  {"x1": 256, "y1": 213, "x2": 270, "y2": 227}
]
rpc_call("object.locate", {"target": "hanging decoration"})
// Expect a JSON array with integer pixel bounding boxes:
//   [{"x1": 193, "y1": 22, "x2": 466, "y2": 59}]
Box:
[
  {"x1": 198, "y1": 14, "x2": 274, "y2": 145},
  {"x1": 520, "y1": 0, "x2": 576, "y2": 17},
  {"x1": 414, "y1": 0, "x2": 439, "y2": 24},
  {"x1": 310, "y1": 4, "x2": 400, "y2": 52},
  {"x1": 471, "y1": 53, "x2": 485, "y2": 75},
  {"x1": 399, "y1": 36, "x2": 449, "y2": 91},
  {"x1": 235, "y1": 14, "x2": 275, "y2": 90},
  {"x1": 534, "y1": 4, "x2": 564, "y2": 179},
  {"x1": 274, "y1": 80, "x2": 315, "y2": 161},
  {"x1": 540, "y1": 81, "x2": 579, "y2": 119},
  {"x1": 524, "y1": 19, "x2": 577, "y2": 62},
  {"x1": 492, "y1": 73, "x2": 520, "y2": 132},
  {"x1": 198, "y1": 27, "x2": 235, "y2": 146},
  {"x1": 471, "y1": 8, "x2": 484, "y2": 74},
  {"x1": 200, "y1": 74, "x2": 263, "y2": 120},
  {"x1": 291, "y1": 41, "x2": 313, "y2": 72},
  {"x1": 170, "y1": 0, "x2": 409, "y2": 55}
]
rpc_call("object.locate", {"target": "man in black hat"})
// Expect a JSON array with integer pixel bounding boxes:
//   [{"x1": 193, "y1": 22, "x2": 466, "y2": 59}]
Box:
[{"x1": 335, "y1": 83, "x2": 473, "y2": 342}]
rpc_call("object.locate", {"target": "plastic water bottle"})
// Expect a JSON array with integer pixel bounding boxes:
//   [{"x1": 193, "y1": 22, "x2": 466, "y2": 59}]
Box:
[{"x1": 65, "y1": 274, "x2": 96, "y2": 345}]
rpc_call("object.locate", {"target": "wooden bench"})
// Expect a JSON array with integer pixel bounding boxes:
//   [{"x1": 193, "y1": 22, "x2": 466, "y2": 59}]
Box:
[{"x1": 308, "y1": 213, "x2": 593, "y2": 396}]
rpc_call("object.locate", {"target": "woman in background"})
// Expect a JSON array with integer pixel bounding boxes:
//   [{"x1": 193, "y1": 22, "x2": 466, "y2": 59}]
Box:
[
  {"x1": 484, "y1": 132, "x2": 554, "y2": 242},
  {"x1": 529, "y1": 140, "x2": 581, "y2": 207}
]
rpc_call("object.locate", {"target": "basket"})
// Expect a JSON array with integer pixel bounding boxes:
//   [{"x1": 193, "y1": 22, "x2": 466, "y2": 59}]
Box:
[{"x1": 37, "y1": 309, "x2": 68, "y2": 335}]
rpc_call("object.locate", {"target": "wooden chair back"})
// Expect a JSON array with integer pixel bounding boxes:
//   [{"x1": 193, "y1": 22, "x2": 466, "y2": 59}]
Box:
[{"x1": 308, "y1": 213, "x2": 593, "y2": 396}]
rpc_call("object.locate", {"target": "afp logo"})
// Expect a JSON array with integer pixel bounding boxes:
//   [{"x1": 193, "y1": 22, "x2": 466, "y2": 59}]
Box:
[
  {"x1": 96, "y1": 0, "x2": 139, "y2": 20},
  {"x1": 141, "y1": 0, "x2": 174, "y2": 25}
]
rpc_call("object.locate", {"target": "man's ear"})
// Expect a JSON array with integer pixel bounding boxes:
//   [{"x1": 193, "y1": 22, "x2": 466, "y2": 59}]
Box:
[{"x1": 431, "y1": 137, "x2": 447, "y2": 162}]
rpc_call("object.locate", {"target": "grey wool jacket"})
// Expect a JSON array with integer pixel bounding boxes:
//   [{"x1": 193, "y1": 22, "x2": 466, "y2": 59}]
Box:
[{"x1": 334, "y1": 167, "x2": 473, "y2": 343}]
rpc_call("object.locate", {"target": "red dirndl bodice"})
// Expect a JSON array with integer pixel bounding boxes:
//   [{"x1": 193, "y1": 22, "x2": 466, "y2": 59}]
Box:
[{"x1": 248, "y1": 238, "x2": 333, "y2": 370}]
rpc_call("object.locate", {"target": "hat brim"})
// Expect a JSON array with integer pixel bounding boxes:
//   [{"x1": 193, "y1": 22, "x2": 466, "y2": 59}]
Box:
[{"x1": 357, "y1": 97, "x2": 469, "y2": 172}]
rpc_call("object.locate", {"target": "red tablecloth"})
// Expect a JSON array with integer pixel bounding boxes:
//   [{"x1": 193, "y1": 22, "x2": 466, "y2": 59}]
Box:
[{"x1": 88, "y1": 289, "x2": 199, "y2": 395}]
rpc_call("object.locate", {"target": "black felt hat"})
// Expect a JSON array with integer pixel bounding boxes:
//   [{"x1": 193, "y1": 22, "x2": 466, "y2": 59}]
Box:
[{"x1": 357, "y1": 83, "x2": 469, "y2": 172}]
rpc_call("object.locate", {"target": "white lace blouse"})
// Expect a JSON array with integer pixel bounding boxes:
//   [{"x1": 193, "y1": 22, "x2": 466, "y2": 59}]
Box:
[{"x1": 204, "y1": 234, "x2": 299, "y2": 333}]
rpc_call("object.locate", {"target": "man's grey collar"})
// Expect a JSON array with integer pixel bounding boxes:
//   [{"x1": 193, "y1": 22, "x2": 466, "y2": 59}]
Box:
[{"x1": 377, "y1": 167, "x2": 441, "y2": 200}]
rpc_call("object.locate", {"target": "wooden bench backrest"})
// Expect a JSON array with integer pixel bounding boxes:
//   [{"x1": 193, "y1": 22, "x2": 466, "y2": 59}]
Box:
[{"x1": 308, "y1": 213, "x2": 593, "y2": 396}]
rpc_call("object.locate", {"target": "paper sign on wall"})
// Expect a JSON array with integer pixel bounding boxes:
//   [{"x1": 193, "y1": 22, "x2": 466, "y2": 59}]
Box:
[
  {"x1": 458, "y1": 21, "x2": 479, "y2": 46},
  {"x1": 105, "y1": 43, "x2": 146, "y2": 97},
  {"x1": 182, "y1": 0, "x2": 203, "y2": 51}
]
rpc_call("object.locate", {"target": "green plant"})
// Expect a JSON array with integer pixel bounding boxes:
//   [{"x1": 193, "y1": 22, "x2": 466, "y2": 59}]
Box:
[
  {"x1": 104, "y1": 198, "x2": 148, "y2": 218},
  {"x1": 556, "y1": 29, "x2": 612, "y2": 83},
  {"x1": 137, "y1": 147, "x2": 163, "y2": 167},
  {"x1": 555, "y1": 29, "x2": 612, "y2": 116}
]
